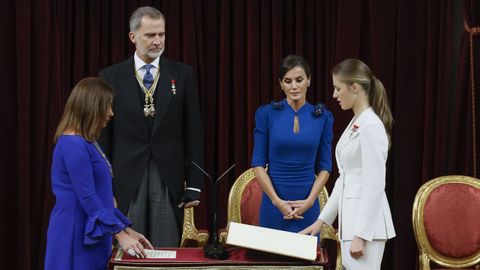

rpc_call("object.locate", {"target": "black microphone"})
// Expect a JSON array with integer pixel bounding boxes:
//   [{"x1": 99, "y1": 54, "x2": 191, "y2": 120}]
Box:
[{"x1": 191, "y1": 161, "x2": 235, "y2": 260}]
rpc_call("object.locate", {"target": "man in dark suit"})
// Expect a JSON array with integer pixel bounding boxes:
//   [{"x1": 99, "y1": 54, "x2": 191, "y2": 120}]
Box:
[{"x1": 98, "y1": 6, "x2": 204, "y2": 247}]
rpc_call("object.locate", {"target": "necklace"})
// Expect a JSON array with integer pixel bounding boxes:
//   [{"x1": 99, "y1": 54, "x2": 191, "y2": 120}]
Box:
[
  {"x1": 134, "y1": 67, "x2": 160, "y2": 117},
  {"x1": 93, "y1": 141, "x2": 113, "y2": 177}
]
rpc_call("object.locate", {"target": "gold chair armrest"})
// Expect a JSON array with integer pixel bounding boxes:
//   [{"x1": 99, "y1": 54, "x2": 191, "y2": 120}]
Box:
[{"x1": 181, "y1": 207, "x2": 209, "y2": 247}]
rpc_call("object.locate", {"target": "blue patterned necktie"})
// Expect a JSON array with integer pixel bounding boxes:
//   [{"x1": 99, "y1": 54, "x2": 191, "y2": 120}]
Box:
[{"x1": 143, "y1": 64, "x2": 154, "y2": 89}]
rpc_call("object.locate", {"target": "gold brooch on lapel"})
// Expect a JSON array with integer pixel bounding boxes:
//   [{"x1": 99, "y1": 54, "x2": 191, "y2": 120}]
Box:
[
  {"x1": 349, "y1": 124, "x2": 359, "y2": 139},
  {"x1": 171, "y1": 79, "x2": 176, "y2": 95}
]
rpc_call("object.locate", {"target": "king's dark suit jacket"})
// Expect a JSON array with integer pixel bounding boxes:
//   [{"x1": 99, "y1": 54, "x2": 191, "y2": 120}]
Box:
[{"x1": 98, "y1": 55, "x2": 204, "y2": 216}]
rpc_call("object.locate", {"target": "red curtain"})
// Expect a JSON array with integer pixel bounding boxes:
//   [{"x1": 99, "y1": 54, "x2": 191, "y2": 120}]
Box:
[{"x1": 1, "y1": 0, "x2": 478, "y2": 269}]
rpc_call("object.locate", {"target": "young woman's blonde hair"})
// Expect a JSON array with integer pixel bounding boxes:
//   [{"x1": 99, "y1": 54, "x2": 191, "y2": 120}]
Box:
[
  {"x1": 332, "y1": 58, "x2": 394, "y2": 146},
  {"x1": 54, "y1": 77, "x2": 114, "y2": 143}
]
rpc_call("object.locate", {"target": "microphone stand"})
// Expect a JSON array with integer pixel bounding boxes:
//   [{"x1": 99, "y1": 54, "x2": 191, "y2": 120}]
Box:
[{"x1": 191, "y1": 162, "x2": 235, "y2": 260}]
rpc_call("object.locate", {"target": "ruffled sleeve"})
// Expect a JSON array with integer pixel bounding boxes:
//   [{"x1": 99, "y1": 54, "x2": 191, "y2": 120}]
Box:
[
  {"x1": 84, "y1": 208, "x2": 131, "y2": 245},
  {"x1": 59, "y1": 137, "x2": 132, "y2": 245},
  {"x1": 114, "y1": 208, "x2": 132, "y2": 226}
]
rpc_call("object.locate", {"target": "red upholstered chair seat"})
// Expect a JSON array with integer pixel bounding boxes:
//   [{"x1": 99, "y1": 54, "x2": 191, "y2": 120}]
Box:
[
  {"x1": 239, "y1": 179, "x2": 262, "y2": 225},
  {"x1": 413, "y1": 175, "x2": 480, "y2": 270},
  {"x1": 423, "y1": 183, "x2": 480, "y2": 258}
]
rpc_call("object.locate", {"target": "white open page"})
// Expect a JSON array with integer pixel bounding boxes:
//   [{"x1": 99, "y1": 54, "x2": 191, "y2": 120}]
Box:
[{"x1": 226, "y1": 222, "x2": 318, "y2": 261}]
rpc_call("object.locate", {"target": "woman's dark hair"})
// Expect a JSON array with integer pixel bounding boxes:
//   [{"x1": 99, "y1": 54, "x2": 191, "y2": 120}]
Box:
[
  {"x1": 278, "y1": 55, "x2": 311, "y2": 80},
  {"x1": 54, "y1": 77, "x2": 114, "y2": 143}
]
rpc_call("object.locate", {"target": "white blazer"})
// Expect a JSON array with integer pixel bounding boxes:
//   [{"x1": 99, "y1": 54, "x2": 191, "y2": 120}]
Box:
[{"x1": 319, "y1": 108, "x2": 396, "y2": 241}]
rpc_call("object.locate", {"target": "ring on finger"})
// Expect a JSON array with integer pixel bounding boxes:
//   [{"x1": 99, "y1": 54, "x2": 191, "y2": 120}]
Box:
[{"x1": 127, "y1": 248, "x2": 136, "y2": 257}]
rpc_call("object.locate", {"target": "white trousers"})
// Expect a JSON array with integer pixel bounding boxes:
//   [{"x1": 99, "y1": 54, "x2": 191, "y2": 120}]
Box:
[{"x1": 340, "y1": 240, "x2": 386, "y2": 270}]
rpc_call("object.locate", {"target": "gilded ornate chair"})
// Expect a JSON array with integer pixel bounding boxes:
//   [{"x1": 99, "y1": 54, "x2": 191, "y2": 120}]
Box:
[
  {"x1": 412, "y1": 175, "x2": 480, "y2": 269},
  {"x1": 219, "y1": 168, "x2": 342, "y2": 270},
  {"x1": 180, "y1": 207, "x2": 209, "y2": 247}
]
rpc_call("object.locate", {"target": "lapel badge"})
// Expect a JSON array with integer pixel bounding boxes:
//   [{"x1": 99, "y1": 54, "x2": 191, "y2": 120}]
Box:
[
  {"x1": 349, "y1": 124, "x2": 359, "y2": 139},
  {"x1": 171, "y1": 79, "x2": 176, "y2": 95}
]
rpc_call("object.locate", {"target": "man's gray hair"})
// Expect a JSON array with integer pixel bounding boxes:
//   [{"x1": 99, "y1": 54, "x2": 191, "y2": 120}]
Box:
[{"x1": 129, "y1": 6, "x2": 165, "y2": 32}]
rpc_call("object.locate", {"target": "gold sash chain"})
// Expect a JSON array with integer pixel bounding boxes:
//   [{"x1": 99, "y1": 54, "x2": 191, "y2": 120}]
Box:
[{"x1": 134, "y1": 67, "x2": 160, "y2": 117}]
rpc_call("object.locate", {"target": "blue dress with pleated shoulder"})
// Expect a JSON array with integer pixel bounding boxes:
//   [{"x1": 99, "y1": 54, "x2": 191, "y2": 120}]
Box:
[
  {"x1": 251, "y1": 99, "x2": 333, "y2": 233},
  {"x1": 45, "y1": 135, "x2": 131, "y2": 270}
]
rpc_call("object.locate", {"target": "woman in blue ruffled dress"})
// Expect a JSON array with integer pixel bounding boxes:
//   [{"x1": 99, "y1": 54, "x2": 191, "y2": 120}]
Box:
[
  {"x1": 45, "y1": 77, "x2": 153, "y2": 270},
  {"x1": 252, "y1": 55, "x2": 333, "y2": 233}
]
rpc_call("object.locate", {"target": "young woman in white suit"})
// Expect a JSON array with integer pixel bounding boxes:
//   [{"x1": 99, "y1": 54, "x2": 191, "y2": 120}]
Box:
[{"x1": 300, "y1": 58, "x2": 396, "y2": 270}]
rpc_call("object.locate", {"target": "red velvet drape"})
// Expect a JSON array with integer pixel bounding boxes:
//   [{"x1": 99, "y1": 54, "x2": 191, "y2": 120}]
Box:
[{"x1": 1, "y1": 0, "x2": 478, "y2": 269}]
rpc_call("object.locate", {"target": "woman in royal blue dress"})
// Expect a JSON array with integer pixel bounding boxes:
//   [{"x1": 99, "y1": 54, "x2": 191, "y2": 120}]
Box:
[
  {"x1": 252, "y1": 55, "x2": 333, "y2": 233},
  {"x1": 45, "y1": 77, "x2": 153, "y2": 270}
]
